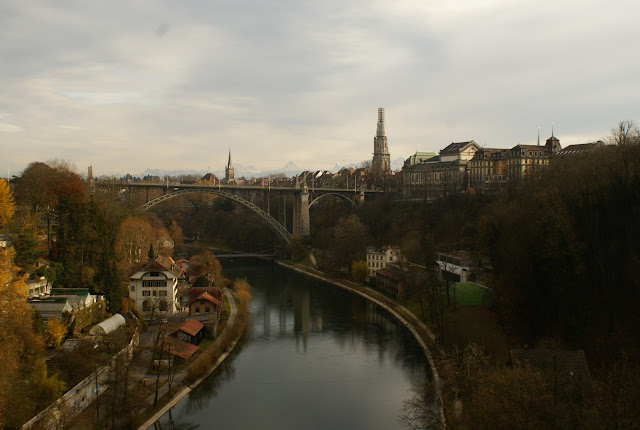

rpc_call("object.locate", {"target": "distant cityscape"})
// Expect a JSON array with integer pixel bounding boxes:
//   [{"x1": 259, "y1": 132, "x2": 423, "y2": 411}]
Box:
[{"x1": 109, "y1": 108, "x2": 608, "y2": 202}]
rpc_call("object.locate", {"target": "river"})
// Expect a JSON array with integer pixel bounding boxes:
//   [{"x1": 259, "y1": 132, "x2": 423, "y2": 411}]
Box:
[{"x1": 152, "y1": 258, "x2": 433, "y2": 430}]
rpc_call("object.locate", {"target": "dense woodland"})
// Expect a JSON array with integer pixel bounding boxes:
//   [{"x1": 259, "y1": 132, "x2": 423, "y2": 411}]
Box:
[{"x1": 1, "y1": 124, "x2": 639, "y2": 428}]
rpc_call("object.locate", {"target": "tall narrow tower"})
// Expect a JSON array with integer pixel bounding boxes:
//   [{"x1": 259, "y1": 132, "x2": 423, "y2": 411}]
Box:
[
  {"x1": 372, "y1": 107, "x2": 391, "y2": 173},
  {"x1": 225, "y1": 150, "x2": 235, "y2": 183}
]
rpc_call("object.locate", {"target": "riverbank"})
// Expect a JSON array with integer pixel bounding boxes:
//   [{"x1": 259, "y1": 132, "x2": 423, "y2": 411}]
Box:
[
  {"x1": 135, "y1": 288, "x2": 244, "y2": 430},
  {"x1": 275, "y1": 260, "x2": 445, "y2": 421}
]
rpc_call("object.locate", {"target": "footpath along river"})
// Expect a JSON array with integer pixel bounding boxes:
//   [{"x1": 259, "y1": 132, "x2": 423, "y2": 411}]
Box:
[{"x1": 151, "y1": 258, "x2": 434, "y2": 430}]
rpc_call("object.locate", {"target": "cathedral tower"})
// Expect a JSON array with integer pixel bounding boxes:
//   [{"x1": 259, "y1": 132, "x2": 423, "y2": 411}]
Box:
[{"x1": 372, "y1": 107, "x2": 391, "y2": 173}]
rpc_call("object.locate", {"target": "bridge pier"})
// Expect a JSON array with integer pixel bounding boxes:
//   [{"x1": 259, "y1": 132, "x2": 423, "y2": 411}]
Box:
[{"x1": 292, "y1": 188, "x2": 310, "y2": 238}]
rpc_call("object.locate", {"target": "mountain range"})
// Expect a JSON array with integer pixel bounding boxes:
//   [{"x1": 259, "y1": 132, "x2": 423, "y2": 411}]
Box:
[{"x1": 109, "y1": 158, "x2": 405, "y2": 180}]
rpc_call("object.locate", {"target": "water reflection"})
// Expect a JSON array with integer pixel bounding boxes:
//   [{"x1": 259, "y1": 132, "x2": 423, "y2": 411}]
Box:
[{"x1": 152, "y1": 260, "x2": 431, "y2": 430}]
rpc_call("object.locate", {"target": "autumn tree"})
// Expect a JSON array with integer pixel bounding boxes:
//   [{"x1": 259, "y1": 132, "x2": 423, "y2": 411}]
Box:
[
  {"x1": 350, "y1": 260, "x2": 367, "y2": 283},
  {"x1": 0, "y1": 179, "x2": 14, "y2": 227},
  {"x1": 290, "y1": 234, "x2": 307, "y2": 262},
  {"x1": 117, "y1": 216, "x2": 154, "y2": 263},
  {"x1": 189, "y1": 249, "x2": 222, "y2": 283},
  {"x1": 168, "y1": 220, "x2": 184, "y2": 252},
  {"x1": 0, "y1": 184, "x2": 49, "y2": 426},
  {"x1": 45, "y1": 318, "x2": 67, "y2": 348},
  {"x1": 328, "y1": 214, "x2": 371, "y2": 271}
]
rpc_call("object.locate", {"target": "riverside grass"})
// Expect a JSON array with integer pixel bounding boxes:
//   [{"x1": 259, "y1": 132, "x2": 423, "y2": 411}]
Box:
[{"x1": 184, "y1": 292, "x2": 249, "y2": 385}]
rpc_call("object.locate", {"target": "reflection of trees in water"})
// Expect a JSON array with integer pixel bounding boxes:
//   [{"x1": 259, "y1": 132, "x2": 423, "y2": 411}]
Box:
[
  {"x1": 154, "y1": 330, "x2": 249, "y2": 428},
  {"x1": 183, "y1": 333, "x2": 248, "y2": 414},
  {"x1": 153, "y1": 409, "x2": 198, "y2": 430}
]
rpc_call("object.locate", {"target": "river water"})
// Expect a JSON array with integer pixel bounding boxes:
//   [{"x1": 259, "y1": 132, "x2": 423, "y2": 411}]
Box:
[{"x1": 152, "y1": 259, "x2": 433, "y2": 430}]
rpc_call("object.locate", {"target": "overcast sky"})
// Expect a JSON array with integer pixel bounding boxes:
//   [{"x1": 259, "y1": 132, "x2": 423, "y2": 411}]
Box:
[{"x1": 2, "y1": 0, "x2": 639, "y2": 177}]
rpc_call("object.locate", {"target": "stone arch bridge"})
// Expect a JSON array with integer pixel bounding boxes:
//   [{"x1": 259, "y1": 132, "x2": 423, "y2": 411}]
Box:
[{"x1": 102, "y1": 182, "x2": 381, "y2": 246}]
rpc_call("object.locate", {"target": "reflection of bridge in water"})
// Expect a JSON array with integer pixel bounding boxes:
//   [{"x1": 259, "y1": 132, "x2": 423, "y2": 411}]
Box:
[{"x1": 99, "y1": 181, "x2": 383, "y2": 246}]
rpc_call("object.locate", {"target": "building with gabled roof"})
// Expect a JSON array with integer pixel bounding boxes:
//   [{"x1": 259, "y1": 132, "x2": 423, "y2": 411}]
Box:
[
  {"x1": 172, "y1": 318, "x2": 205, "y2": 345},
  {"x1": 187, "y1": 291, "x2": 221, "y2": 318},
  {"x1": 556, "y1": 141, "x2": 605, "y2": 156},
  {"x1": 366, "y1": 246, "x2": 403, "y2": 278},
  {"x1": 128, "y1": 257, "x2": 181, "y2": 315},
  {"x1": 29, "y1": 298, "x2": 73, "y2": 321}
]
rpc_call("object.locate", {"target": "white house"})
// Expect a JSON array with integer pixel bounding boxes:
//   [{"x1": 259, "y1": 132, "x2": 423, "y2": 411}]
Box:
[
  {"x1": 436, "y1": 251, "x2": 479, "y2": 283},
  {"x1": 27, "y1": 276, "x2": 51, "y2": 297},
  {"x1": 129, "y1": 258, "x2": 181, "y2": 315},
  {"x1": 366, "y1": 246, "x2": 402, "y2": 278}
]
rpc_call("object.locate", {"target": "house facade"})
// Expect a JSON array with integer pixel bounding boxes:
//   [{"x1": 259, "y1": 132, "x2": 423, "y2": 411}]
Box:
[
  {"x1": 366, "y1": 246, "x2": 402, "y2": 278},
  {"x1": 188, "y1": 291, "x2": 221, "y2": 317},
  {"x1": 129, "y1": 258, "x2": 181, "y2": 315},
  {"x1": 402, "y1": 141, "x2": 480, "y2": 199},
  {"x1": 436, "y1": 251, "x2": 481, "y2": 283},
  {"x1": 468, "y1": 148, "x2": 509, "y2": 193}
]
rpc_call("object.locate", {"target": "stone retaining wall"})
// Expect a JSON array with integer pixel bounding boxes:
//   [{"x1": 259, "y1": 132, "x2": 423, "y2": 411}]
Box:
[{"x1": 22, "y1": 329, "x2": 139, "y2": 430}]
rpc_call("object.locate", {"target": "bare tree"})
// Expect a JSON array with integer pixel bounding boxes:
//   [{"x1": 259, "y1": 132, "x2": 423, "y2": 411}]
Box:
[{"x1": 608, "y1": 120, "x2": 640, "y2": 146}]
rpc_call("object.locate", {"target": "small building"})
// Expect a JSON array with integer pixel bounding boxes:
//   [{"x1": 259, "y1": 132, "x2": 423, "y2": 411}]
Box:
[
  {"x1": 51, "y1": 288, "x2": 97, "y2": 311},
  {"x1": 90, "y1": 313, "x2": 126, "y2": 336},
  {"x1": 374, "y1": 263, "x2": 407, "y2": 296},
  {"x1": 29, "y1": 298, "x2": 73, "y2": 321},
  {"x1": 188, "y1": 292, "x2": 222, "y2": 317},
  {"x1": 172, "y1": 318, "x2": 205, "y2": 345},
  {"x1": 436, "y1": 251, "x2": 483, "y2": 283}
]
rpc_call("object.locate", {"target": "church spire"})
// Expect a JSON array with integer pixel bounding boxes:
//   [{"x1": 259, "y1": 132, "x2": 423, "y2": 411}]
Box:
[{"x1": 225, "y1": 149, "x2": 235, "y2": 183}]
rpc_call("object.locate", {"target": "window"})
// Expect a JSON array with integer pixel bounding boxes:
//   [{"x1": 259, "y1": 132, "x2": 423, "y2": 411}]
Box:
[
  {"x1": 143, "y1": 291, "x2": 151, "y2": 297},
  {"x1": 195, "y1": 307, "x2": 200, "y2": 314},
  {"x1": 159, "y1": 300, "x2": 168, "y2": 312},
  {"x1": 159, "y1": 290, "x2": 167, "y2": 297},
  {"x1": 205, "y1": 307, "x2": 210, "y2": 313},
  {"x1": 152, "y1": 290, "x2": 157, "y2": 296},
  {"x1": 143, "y1": 281, "x2": 167, "y2": 288},
  {"x1": 143, "y1": 300, "x2": 151, "y2": 311},
  {"x1": 130, "y1": 285, "x2": 135, "y2": 292}
]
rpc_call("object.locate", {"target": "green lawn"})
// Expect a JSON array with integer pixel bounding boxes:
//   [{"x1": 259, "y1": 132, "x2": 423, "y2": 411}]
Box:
[{"x1": 451, "y1": 282, "x2": 493, "y2": 306}]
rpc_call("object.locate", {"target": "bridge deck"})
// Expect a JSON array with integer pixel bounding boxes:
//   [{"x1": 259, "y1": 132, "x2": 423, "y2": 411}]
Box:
[{"x1": 99, "y1": 182, "x2": 382, "y2": 194}]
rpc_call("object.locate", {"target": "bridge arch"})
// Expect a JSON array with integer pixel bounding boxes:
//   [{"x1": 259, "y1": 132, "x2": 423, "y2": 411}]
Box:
[
  {"x1": 309, "y1": 192, "x2": 358, "y2": 210},
  {"x1": 139, "y1": 189, "x2": 291, "y2": 246}
]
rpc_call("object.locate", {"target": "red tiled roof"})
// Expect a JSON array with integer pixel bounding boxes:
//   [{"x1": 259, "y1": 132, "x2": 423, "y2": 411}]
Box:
[
  {"x1": 177, "y1": 318, "x2": 205, "y2": 336},
  {"x1": 188, "y1": 287, "x2": 223, "y2": 302},
  {"x1": 187, "y1": 292, "x2": 221, "y2": 307},
  {"x1": 163, "y1": 337, "x2": 199, "y2": 360}
]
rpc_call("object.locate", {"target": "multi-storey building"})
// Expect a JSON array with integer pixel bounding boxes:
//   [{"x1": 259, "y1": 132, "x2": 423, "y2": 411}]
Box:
[
  {"x1": 366, "y1": 246, "x2": 402, "y2": 278},
  {"x1": 507, "y1": 135, "x2": 561, "y2": 180},
  {"x1": 468, "y1": 147, "x2": 509, "y2": 193},
  {"x1": 129, "y1": 258, "x2": 182, "y2": 315},
  {"x1": 402, "y1": 141, "x2": 480, "y2": 200}
]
